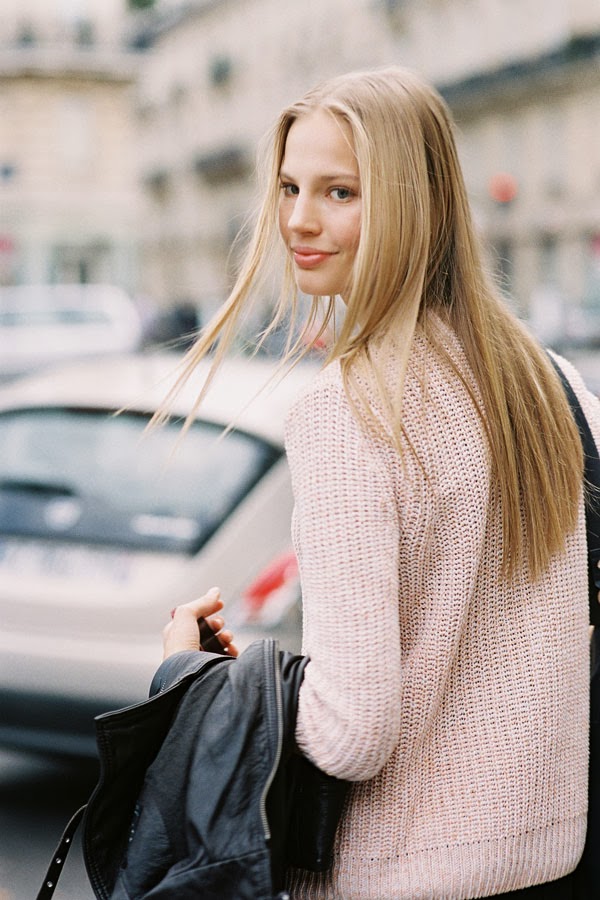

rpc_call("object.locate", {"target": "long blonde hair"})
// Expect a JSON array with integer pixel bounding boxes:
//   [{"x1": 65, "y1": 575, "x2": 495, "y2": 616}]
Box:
[{"x1": 158, "y1": 66, "x2": 583, "y2": 581}]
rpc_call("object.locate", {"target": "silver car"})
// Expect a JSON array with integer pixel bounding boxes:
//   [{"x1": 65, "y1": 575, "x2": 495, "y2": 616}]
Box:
[
  {"x1": 0, "y1": 352, "x2": 317, "y2": 757},
  {"x1": 0, "y1": 283, "x2": 144, "y2": 380}
]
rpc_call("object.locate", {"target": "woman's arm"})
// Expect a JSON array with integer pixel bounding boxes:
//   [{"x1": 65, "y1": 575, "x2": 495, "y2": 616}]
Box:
[{"x1": 286, "y1": 377, "x2": 402, "y2": 781}]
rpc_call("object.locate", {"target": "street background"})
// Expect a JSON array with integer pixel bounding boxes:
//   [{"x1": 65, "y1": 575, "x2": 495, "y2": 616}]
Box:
[
  {"x1": 0, "y1": 750, "x2": 96, "y2": 899},
  {"x1": 1, "y1": 0, "x2": 599, "y2": 353}
]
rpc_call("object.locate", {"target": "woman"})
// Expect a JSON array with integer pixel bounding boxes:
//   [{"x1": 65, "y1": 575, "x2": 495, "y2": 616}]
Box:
[{"x1": 163, "y1": 67, "x2": 599, "y2": 899}]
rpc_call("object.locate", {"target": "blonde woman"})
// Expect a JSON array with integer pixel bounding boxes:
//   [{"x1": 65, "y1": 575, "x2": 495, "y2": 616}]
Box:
[{"x1": 162, "y1": 67, "x2": 598, "y2": 899}]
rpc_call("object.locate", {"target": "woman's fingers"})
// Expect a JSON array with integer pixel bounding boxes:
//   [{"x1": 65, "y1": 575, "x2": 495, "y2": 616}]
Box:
[
  {"x1": 163, "y1": 587, "x2": 238, "y2": 659},
  {"x1": 163, "y1": 608, "x2": 201, "y2": 658},
  {"x1": 180, "y1": 587, "x2": 223, "y2": 618},
  {"x1": 221, "y1": 638, "x2": 239, "y2": 658},
  {"x1": 201, "y1": 618, "x2": 238, "y2": 656},
  {"x1": 215, "y1": 628, "x2": 239, "y2": 657}
]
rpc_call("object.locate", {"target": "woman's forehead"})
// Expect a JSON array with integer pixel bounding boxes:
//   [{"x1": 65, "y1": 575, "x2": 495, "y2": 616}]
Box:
[{"x1": 281, "y1": 109, "x2": 357, "y2": 173}]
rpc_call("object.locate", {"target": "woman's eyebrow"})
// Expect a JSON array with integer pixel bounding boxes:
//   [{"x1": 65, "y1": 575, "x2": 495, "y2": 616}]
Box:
[{"x1": 279, "y1": 170, "x2": 360, "y2": 184}]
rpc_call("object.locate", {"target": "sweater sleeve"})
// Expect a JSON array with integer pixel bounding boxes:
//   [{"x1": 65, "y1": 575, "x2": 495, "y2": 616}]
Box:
[{"x1": 285, "y1": 375, "x2": 402, "y2": 781}]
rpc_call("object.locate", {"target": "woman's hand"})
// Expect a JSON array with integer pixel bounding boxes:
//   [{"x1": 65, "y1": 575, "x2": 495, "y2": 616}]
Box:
[{"x1": 162, "y1": 587, "x2": 239, "y2": 660}]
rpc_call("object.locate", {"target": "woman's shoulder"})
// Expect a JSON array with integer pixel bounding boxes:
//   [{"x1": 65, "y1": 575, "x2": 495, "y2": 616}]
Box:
[
  {"x1": 286, "y1": 359, "x2": 346, "y2": 418},
  {"x1": 284, "y1": 359, "x2": 370, "y2": 455}
]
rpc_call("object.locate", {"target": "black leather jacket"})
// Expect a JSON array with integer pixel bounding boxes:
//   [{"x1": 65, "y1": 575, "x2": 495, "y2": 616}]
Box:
[{"x1": 82, "y1": 640, "x2": 311, "y2": 900}]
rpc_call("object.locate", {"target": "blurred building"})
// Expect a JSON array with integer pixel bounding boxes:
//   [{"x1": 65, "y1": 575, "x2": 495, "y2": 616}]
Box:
[
  {"x1": 131, "y1": 0, "x2": 600, "y2": 350},
  {"x1": 439, "y1": 1, "x2": 600, "y2": 349},
  {"x1": 3, "y1": 0, "x2": 598, "y2": 350},
  {"x1": 0, "y1": 0, "x2": 141, "y2": 289}
]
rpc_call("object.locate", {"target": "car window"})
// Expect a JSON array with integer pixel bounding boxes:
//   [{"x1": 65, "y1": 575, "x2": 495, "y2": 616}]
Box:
[{"x1": 0, "y1": 407, "x2": 281, "y2": 553}]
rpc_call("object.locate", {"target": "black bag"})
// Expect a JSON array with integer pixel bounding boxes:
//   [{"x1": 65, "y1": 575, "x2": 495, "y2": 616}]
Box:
[
  {"x1": 284, "y1": 752, "x2": 349, "y2": 871},
  {"x1": 35, "y1": 651, "x2": 348, "y2": 900},
  {"x1": 551, "y1": 360, "x2": 600, "y2": 898}
]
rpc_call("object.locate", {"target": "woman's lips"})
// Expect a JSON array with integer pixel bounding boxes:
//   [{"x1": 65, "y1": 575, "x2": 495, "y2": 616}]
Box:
[{"x1": 292, "y1": 248, "x2": 333, "y2": 268}]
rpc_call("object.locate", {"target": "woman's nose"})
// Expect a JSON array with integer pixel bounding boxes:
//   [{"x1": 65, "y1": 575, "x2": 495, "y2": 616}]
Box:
[{"x1": 287, "y1": 194, "x2": 320, "y2": 234}]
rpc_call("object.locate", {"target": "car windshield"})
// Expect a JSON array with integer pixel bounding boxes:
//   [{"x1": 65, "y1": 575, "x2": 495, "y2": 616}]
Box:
[{"x1": 0, "y1": 407, "x2": 281, "y2": 553}]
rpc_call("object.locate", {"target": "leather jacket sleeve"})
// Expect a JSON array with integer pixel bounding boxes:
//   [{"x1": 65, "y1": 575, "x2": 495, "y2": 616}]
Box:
[{"x1": 149, "y1": 649, "x2": 225, "y2": 696}]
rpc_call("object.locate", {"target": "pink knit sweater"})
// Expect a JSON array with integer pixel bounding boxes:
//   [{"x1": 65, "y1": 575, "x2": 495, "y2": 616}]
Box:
[{"x1": 284, "y1": 320, "x2": 597, "y2": 899}]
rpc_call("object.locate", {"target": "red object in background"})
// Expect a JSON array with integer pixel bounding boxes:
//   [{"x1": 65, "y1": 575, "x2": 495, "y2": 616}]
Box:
[
  {"x1": 0, "y1": 235, "x2": 15, "y2": 254},
  {"x1": 301, "y1": 322, "x2": 330, "y2": 352},
  {"x1": 488, "y1": 172, "x2": 518, "y2": 204},
  {"x1": 243, "y1": 550, "x2": 299, "y2": 614}
]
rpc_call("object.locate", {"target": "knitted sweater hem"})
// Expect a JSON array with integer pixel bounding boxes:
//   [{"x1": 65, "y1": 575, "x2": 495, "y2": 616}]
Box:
[{"x1": 287, "y1": 793, "x2": 586, "y2": 900}]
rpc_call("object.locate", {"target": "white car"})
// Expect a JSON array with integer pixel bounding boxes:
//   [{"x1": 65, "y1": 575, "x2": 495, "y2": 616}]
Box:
[
  {"x1": 0, "y1": 283, "x2": 144, "y2": 380},
  {"x1": 0, "y1": 352, "x2": 318, "y2": 757}
]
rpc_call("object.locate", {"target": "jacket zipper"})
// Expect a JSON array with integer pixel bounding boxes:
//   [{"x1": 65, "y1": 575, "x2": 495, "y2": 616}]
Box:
[{"x1": 259, "y1": 638, "x2": 283, "y2": 841}]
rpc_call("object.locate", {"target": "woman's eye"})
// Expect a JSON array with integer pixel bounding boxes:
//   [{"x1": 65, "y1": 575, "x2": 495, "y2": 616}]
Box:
[
  {"x1": 280, "y1": 183, "x2": 299, "y2": 197},
  {"x1": 330, "y1": 187, "x2": 353, "y2": 201}
]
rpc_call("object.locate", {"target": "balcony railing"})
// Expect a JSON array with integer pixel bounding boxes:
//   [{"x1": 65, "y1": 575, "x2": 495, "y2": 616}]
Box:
[{"x1": 0, "y1": 40, "x2": 139, "y2": 82}]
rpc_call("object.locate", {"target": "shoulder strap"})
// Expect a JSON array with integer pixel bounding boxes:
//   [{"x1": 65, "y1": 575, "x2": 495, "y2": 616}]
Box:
[
  {"x1": 549, "y1": 357, "x2": 600, "y2": 627},
  {"x1": 35, "y1": 804, "x2": 86, "y2": 900}
]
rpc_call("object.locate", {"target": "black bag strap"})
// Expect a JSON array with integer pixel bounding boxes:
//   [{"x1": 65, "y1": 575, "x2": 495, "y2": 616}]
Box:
[
  {"x1": 550, "y1": 357, "x2": 600, "y2": 627},
  {"x1": 35, "y1": 804, "x2": 86, "y2": 900},
  {"x1": 549, "y1": 362, "x2": 600, "y2": 895}
]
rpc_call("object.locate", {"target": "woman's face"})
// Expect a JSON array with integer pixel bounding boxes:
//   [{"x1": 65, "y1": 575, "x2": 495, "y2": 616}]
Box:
[{"x1": 278, "y1": 108, "x2": 361, "y2": 299}]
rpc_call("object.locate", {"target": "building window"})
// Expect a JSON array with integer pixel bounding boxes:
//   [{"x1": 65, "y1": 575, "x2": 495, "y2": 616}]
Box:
[
  {"x1": 380, "y1": 0, "x2": 409, "y2": 30},
  {"x1": 500, "y1": 117, "x2": 523, "y2": 191},
  {"x1": 542, "y1": 106, "x2": 566, "y2": 198},
  {"x1": 57, "y1": 95, "x2": 94, "y2": 174},
  {"x1": 74, "y1": 19, "x2": 96, "y2": 47},
  {"x1": 15, "y1": 23, "x2": 37, "y2": 47},
  {"x1": 539, "y1": 233, "x2": 559, "y2": 286},
  {"x1": 194, "y1": 145, "x2": 250, "y2": 184},
  {"x1": 143, "y1": 168, "x2": 171, "y2": 204},
  {"x1": 51, "y1": 242, "x2": 111, "y2": 285},
  {"x1": 583, "y1": 233, "x2": 600, "y2": 316},
  {"x1": 0, "y1": 164, "x2": 17, "y2": 183},
  {"x1": 528, "y1": 234, "x2": 565, "y2": 346},
  {"x1": 209, "y1": 56, "x2": 233, "y2": 88}
]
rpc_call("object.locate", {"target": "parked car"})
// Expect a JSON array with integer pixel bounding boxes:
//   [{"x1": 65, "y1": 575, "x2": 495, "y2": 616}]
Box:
[
  {"x1": 0, "y1": 283, "x2": 144, "y2": 380},
  {"x1": 0, "y1": 352, "x2": 317, "y2": 757}
]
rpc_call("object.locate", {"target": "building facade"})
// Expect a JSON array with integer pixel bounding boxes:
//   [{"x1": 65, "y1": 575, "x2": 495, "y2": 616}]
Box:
[
  {"x1": 132, "y1": 0, "x2": 600, "y2": 350},
  {"x1": 3, "y1": 0, "x2": 598, "y2": 348},
  {"x1": 0, "y1": 0, "x2": 141, "y2": 289},
  {"x1": 439, "y1": 7, "x2": 600, "y2": 348}
]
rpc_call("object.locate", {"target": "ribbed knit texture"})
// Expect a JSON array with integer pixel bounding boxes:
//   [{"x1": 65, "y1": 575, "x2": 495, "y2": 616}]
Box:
[{"x1": 284, "y1": 318, "x2": 597, "y2": 899}]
